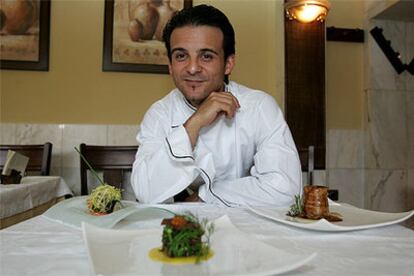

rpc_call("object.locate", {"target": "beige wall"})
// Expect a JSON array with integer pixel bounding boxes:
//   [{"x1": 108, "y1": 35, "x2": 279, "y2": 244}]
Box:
[
  {"x1": 0, "y1": 0, "x2": 282, "y2": 125},
  {"x1": 326, "y1": 0, "x2": 365, "y2": 129},
  {"x1": 1, "y1": 0, "x2": 364, "y2": 130}
]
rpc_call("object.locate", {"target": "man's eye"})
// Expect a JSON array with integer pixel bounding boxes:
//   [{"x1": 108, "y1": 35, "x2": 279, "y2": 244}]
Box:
[
  {"x1": 174, "y1": 53, "x2": 187, "y2": 61},
  {"x1": 201, "y1": 54, "x2": 213, "y2": 61}
]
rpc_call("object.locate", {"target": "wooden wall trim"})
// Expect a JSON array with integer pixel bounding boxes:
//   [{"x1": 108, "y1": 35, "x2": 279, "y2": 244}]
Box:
[{"x1": 285, "y1": 19, "x2": 326, "y2": 170}]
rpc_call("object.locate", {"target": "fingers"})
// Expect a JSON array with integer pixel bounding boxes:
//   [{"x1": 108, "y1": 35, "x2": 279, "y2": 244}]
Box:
[
  {"x1": 229, "y1": 92, "x2": 241, "y2": 109},
  {"x1": 209, "y1": 91, "x2": 240, "y2": 107},
  {"x1": 189, "y1": 91, "x2": 240, "y2": 130},
  {"x1": 207, "y1": 92, "x2": 240, "y2": 118}
]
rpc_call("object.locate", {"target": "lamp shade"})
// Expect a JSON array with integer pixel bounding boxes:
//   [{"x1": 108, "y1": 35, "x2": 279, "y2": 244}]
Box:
[{"x1": 285, "y1": 0, "x2": 330, "y2": 23}]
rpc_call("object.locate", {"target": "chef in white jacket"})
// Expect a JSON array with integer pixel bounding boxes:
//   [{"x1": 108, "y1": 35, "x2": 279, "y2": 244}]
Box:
[{"x1": 131, "y1": 4, "x2": 302, "y2": 207}]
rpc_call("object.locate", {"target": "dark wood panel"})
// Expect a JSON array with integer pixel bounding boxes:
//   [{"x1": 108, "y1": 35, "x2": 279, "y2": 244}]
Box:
[
  {"x1": 285, "y1": 19, "x2": 326, "y2": 170},
  {"x1": 0, "y1": 143, "x2": 52, "y2": 176},
  {"x1": 327, "y1": 27, "x2": 364, "y2": 43}
]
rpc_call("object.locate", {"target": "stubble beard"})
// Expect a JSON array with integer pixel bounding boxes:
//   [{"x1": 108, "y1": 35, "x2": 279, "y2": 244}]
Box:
[
  {"x1": 176, "y1": 75, "x2": 225, "y2": 108},
  {"x1": 185, "y1": 85, "x2": 209, "y2": 107}
]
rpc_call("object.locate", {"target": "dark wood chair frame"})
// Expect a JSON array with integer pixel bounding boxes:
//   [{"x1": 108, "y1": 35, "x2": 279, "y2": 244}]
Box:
[
  {"x1": 298, "y1": 145, "x2": 315, "y2": 185},
  {"x1": 0, "y1": 142, "x2": 53, "y2": 176},
  {"x1": 79, "y1": 143, "x2": 138, "y2": 195},
  {"x1": 298, "y1": 145, "x2": 338, "y2": 200}
]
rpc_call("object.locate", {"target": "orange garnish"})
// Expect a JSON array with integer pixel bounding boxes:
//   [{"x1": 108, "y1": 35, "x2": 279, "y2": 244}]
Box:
[
  {"x1": 87, "y1": 198, "x2": 108, "y2": 216},
  {"x1": 89, "y1": 210, "x2": 107, "y2": 216},
  {"x1": 171, "y1": 216, "x2": 188, "y2": 228}
]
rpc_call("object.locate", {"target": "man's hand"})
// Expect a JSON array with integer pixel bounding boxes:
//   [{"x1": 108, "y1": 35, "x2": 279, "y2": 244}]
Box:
[
  {"x1": 184, "y1": 92, "x2": 240, "y2": 148},
  {"x1": 184, "y1": 191, "x2": 203, "y2": 202}
]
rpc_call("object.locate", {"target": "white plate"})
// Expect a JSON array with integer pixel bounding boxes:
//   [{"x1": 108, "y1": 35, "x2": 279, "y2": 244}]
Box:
[
  {"x1": 247, "y1": 203, "x2": 414, "y2": 232},
  {"x1": 43, "y1": 196, "x2": 174, "y2": 229},
  {"x1": 82, "y1": 215, "x2": 316, "y2": 276}
]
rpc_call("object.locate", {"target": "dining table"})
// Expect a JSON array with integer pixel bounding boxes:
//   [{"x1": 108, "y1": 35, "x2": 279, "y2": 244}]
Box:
[
  {"x1": 0, "y1": 197, "x2": 413, "y2": 276},
  {"x1": 0, "y1": 176, "x2": 73, "y2": 229}
]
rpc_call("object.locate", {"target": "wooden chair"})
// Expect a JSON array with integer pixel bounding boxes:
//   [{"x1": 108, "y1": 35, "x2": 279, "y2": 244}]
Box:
[
  {"x1": 298, "y1": 145, "x2": 315, "y2": 185},
  {"x1": 79, "y1": 143, "x2": 138, "y2": 195},
  {"x1": 0, "y1": 143, "x2": 53, "y2": 176}
]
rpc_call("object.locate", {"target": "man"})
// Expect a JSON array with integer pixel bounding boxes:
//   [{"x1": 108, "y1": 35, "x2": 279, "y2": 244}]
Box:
[{"x1": 131, "y1": 4, "x2": 302, "y2": 207}]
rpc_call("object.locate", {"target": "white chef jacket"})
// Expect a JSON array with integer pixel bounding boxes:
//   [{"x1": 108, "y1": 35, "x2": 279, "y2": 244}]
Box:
[{"x1": 131, "y1": 81, "x2": 302, "y2": 207}]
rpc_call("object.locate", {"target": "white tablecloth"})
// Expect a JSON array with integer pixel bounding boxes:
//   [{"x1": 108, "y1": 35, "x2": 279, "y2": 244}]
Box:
[
  {"x1": 0, "y1": 202, "x2": 413, "y2": 275},
  {"x1": 0, "y1": 176, "x2": 72, "y2": 219}
]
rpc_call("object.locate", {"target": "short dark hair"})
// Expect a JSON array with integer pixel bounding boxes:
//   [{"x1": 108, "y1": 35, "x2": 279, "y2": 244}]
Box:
[{"x1": 163, "y1": 4, "x2": 235, "y2": 62}]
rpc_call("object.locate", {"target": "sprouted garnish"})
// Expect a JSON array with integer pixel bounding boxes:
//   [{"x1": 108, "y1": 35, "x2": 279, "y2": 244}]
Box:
[
  {"x1": 161, "y1": 212, "x2": 214, "y2": 262},
  {"x1": 87, "y1": 184, "x2": 122, "y2": 214},
  {"x1": 287, "y1": 195, "x2": 304, "y2": 217},
  {"x1": 286, "y1": 189, "x2": 343, "y2": 222}
]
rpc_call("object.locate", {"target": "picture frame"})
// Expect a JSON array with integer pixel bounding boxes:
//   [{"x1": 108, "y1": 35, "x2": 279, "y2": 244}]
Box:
[
  {"x1": 0, "y1": 0, "x2": 51, "y2": 71},
  {"x1": 102, "y1": 0, "x2": 192, "y2": 74}
]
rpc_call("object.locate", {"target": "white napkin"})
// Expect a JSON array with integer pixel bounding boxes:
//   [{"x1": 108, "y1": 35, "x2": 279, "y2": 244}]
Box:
[{"x1": 2, "y1": 150, "x2": 29, "y2": 176}]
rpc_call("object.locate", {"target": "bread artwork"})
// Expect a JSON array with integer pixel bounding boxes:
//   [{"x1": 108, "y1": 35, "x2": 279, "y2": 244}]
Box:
[
  {"x1": 149, "y1": 213, "x2": 214, "y2": 264},
  {"x1": 287, "y1": 185, "x2": 342, "y2": 222},
  {"x1": 128, "y1": 0, "x2": 178, "y2": 42},
  {"x1": 0, "y1": 0, "x2": 37, "y2": 35}
]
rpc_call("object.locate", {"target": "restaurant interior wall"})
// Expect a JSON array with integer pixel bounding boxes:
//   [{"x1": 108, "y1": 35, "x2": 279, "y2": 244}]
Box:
[
  {"x1": 0, "y1": 0, "x2": 282, "y2": 125},
  {"x1": 324, "y1": 0, "x2": 366, "y2": 208},
  {"x1": 363, "y1": 0, "x2": 414, "y2": 228},
  {"x1": 1, "y1": 1, "x2": 372, "y2": 208},
  {"x1": 0, "y1": 0, "x2": 362, "y2": 129}
]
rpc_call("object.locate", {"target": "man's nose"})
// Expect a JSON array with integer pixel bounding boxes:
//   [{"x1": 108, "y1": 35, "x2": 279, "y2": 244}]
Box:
[{"x1": 186, "y1": 58, "x2": 201, "y2": 74}]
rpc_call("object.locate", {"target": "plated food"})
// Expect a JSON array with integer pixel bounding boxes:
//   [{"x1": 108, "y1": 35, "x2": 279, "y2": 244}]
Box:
[
  {"x1": 87, "y1": 184, "x2": 122, "y2": 216},
  {"x1": 149, "y1": 213, "x2": 214, "y2": 264},
  {"x1": 75, "y1": 146, "x2": 124, "y2": 216},
  {"x1": 82, "y1": 214, "x2": 317, "y2": 274},
  {"x1": 287, "y1": 185, "x2": 342, "y2": 222}
]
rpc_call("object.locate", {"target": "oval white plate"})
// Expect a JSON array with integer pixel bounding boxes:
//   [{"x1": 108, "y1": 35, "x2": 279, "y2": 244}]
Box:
[{"x1": 247, "y1": 203, "x2": 414, "y2": 232}]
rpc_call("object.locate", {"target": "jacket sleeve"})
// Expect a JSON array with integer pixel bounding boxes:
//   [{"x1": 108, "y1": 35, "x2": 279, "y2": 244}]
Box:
[
  {"x1": 130, "y1": 107, "x2": 201, "y2": 203},
  {"x1": 198, "y1": 94, "x2": 302, "y2": 207}
]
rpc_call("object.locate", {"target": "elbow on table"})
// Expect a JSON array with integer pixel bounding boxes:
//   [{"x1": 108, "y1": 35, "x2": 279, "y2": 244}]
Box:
[{"x1": 130, "y1": 176, "x2": 166, "y2": 204}]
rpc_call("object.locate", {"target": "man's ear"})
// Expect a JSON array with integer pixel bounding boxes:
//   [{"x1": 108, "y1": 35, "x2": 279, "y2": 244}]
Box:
[
  {"x1": 224, "y1": 54, "x2": 236, "y2": 75},
  {"x1": 168, "y1": 62, "x2": 172, "y2": 75}
]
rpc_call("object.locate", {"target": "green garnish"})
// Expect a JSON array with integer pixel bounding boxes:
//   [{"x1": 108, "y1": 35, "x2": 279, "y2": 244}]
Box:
[
  {"x1": 161, "y1": 212, "x2": 214, "y2": 262},
  {"x1": 88, "y1": 184, "x2": 122, "y2": 214},
  {"x1": 287, "y1": 195, "x2": 304, "y2": 217},
  {"x1": 75, "y1": 146, "x2": 123, "y2": 214},
  {"x1": 74, "y1": 147, "x2": 105, "y2": 185}
]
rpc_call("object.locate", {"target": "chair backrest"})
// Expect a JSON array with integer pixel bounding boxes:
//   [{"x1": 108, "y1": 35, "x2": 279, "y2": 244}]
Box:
[
  {"x1": 79, "y1": 143, "x2": 138, "y2": 195},
  {"x1": 298, "y1": 145, "x2": 338, "y2": 200},
  {"x1": 0, "y1": 142, "x2": 53, "y2": 176},
  {"x1": 297, "y1": 145, "x2": 314, "y2": 185}
]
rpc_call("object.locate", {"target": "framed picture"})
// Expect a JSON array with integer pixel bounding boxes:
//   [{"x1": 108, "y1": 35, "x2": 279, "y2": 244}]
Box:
[
  {"x1": 0, "y1": 0, "x2": 51, "y2": 71},
  {"x1": 103, "y1": 0, "x2": 192, "y2": 74}
]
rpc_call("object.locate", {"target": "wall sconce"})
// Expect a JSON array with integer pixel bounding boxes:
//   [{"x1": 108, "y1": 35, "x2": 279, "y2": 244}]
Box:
[{"x1": 285, "y1": 0, "x2": 331, "y2": 23}]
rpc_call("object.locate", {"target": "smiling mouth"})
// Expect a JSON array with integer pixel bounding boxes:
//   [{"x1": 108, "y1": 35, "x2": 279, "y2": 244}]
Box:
[
  {"x1": 185, "y1": 79, "x2": 204, "y2": 87},
  {"x1": 185, "y1": 78, "x2": 204, "y2": 82}
]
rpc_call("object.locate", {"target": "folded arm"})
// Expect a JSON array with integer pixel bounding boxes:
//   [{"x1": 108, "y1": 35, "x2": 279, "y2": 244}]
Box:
[{"x1": 131, "y1": 108, "x2": 201, "y2": 203}]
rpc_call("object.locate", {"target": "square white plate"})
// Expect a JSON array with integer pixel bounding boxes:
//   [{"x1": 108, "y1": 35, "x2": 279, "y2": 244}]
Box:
[
  {"x1": 247, "y1": 203, "x2": 414, "y2": 232},
  {"x1": 82, "y1": 215, "x2": 316, "y2": 275}
]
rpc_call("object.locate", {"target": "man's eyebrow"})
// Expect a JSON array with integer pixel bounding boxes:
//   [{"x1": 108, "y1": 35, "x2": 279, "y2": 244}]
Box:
[
  {"x1": 199, "y1": 48, "x2": 219, "y2": 55},
  {"x1": 171, "y1": 47, "x2": 187, "y2": 54}
]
